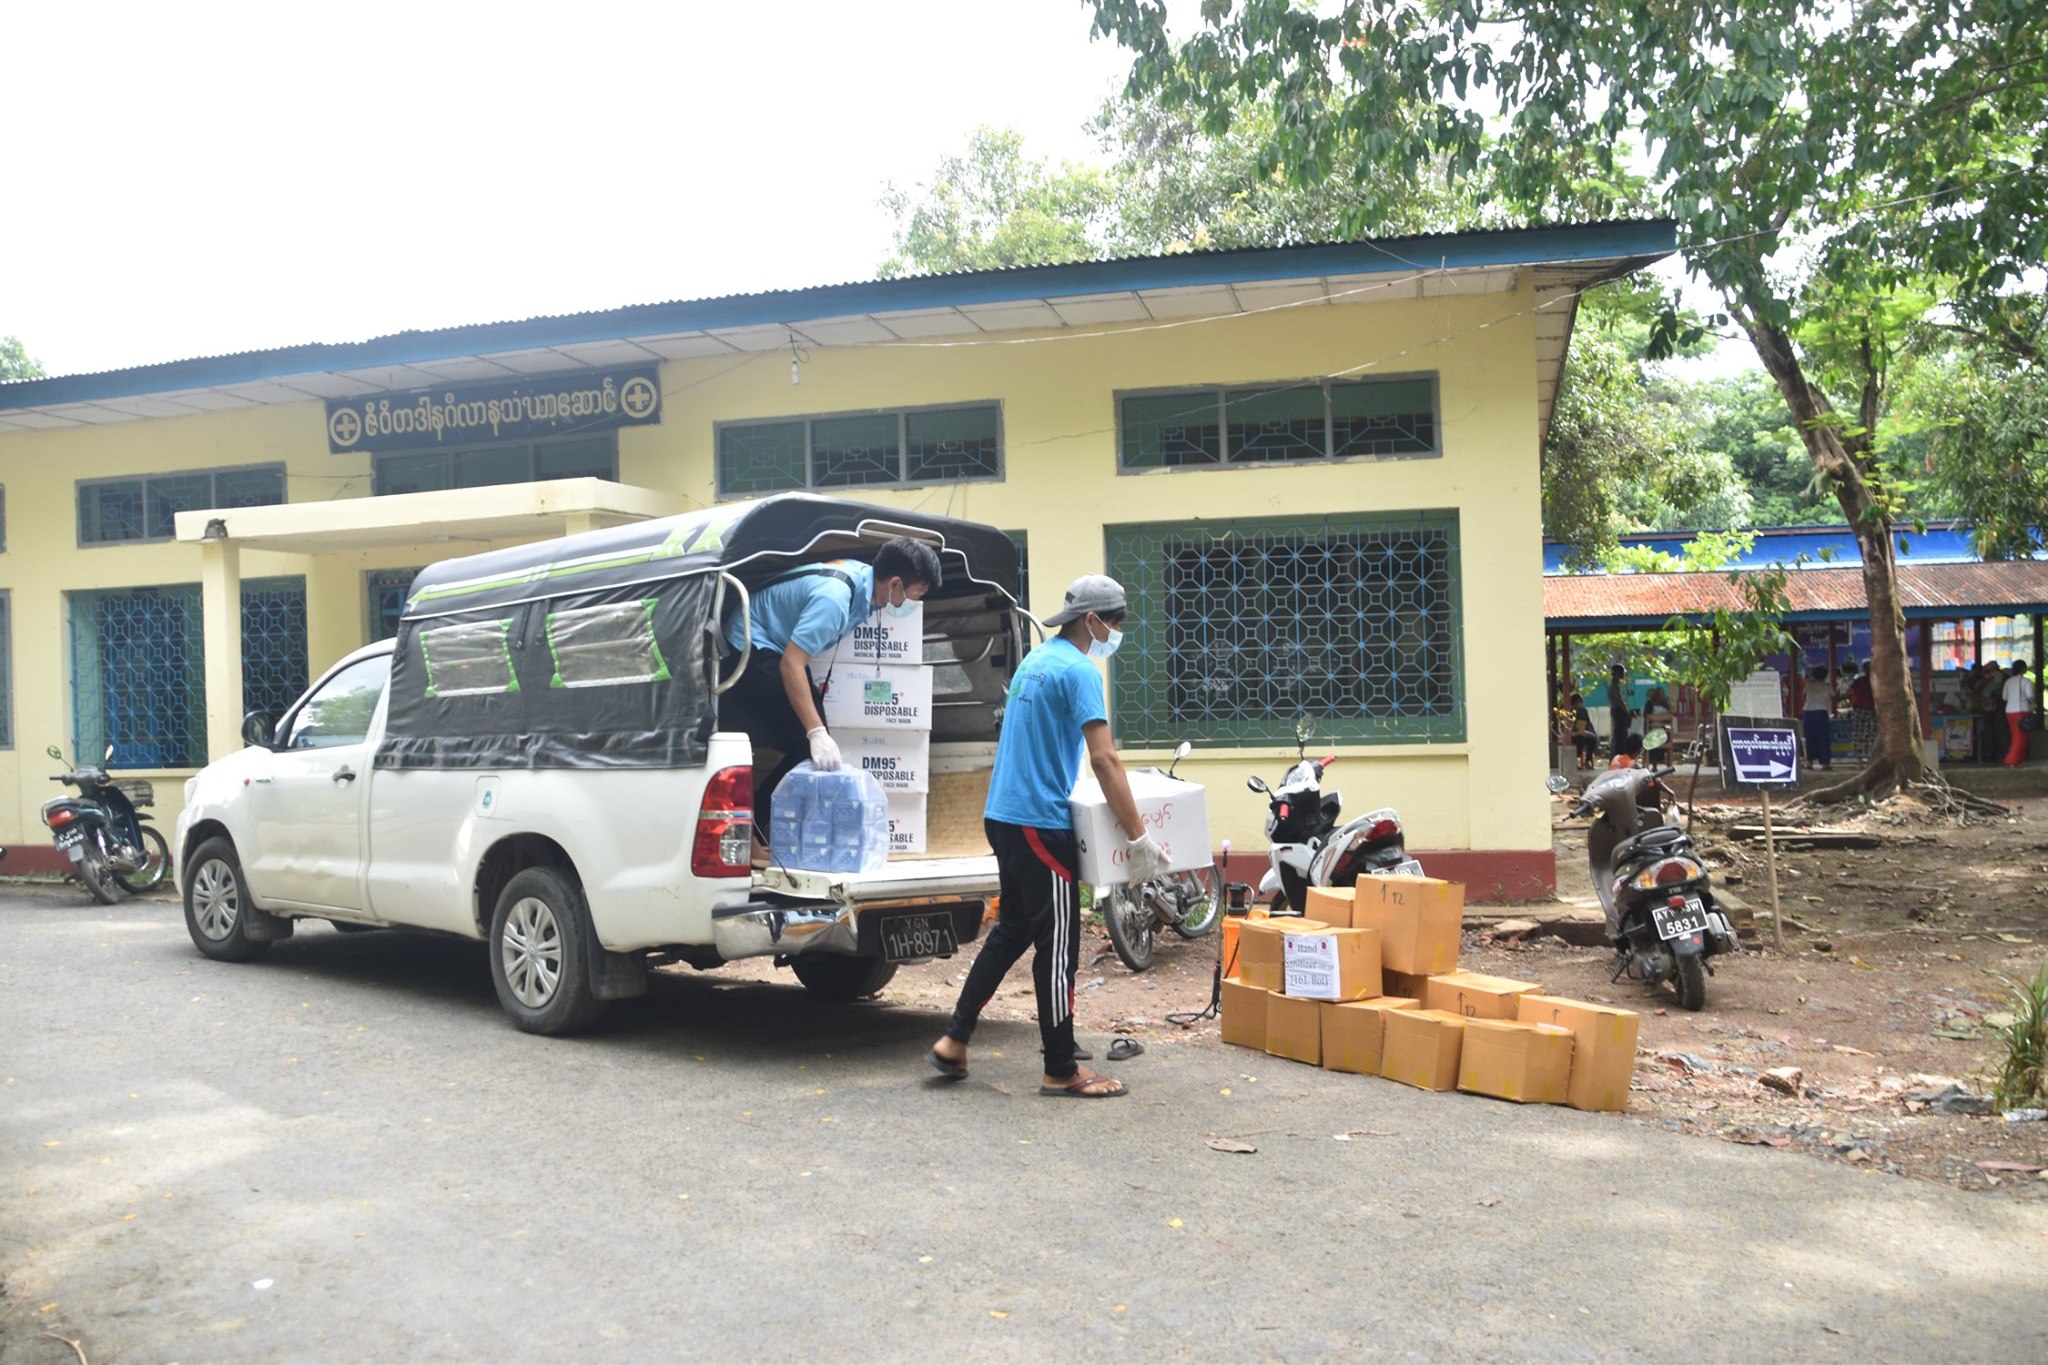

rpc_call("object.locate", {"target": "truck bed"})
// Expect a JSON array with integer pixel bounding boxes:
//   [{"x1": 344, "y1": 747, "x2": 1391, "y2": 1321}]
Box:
[{"x1": 753, "y1": 855, "x2": 1000, "y2": 904}]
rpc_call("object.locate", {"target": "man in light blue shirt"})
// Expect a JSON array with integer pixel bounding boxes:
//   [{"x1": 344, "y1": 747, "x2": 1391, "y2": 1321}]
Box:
[
  {"x1": 720, "y1": 537, "x2": 941, "y2": 825},
  {"x1": 928, "y1": 573, "x2": 1167, "y2": 1100}
]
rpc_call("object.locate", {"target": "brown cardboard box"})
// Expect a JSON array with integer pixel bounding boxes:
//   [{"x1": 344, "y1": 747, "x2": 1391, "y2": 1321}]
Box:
[
  {"x1": 1384, "y1": 969, "x2": 1434, "y2": 1001},
  {"x1": 1379, "y1": 1008, "x2": 1467, "y2": 1091},
  {"x1": 1265, "y1": 993, "x2": 1322, "y2": 1065},
  {"x1": 1425, "y1": 970, "x2": 1542, "y2": 1020},
  {"x1": 1303, "y1": 885, "x2": 1355, "y2": 928},
  {"x1": 1238, "y1": 918, "x2": 1331, "y2": 984},
  {"x1": 1282, "y1": 927, "x2": 1382, "y2": 1001},
  {"x1": 1321, "y1": 997, "x2": 1419, "y2": 1075},
  {"x1": 1456, "y1": 1018, "x2": 1575, "y2": 1103},
  {"x1": 1219, "y1": 980, "x2": 1270, "y2": 1051},
  {"x1": 1517, "y1": 994, "x2": 1642, "y2": 1112},
  {"x1": 1352, "y1": 875, "x2": 1464, "y2": 975}
]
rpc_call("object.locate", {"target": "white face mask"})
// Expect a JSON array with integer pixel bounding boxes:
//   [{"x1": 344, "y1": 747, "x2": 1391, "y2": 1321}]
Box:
[{"x1": 1086, "y1": 623, "x2": 1123, "y2": 660}]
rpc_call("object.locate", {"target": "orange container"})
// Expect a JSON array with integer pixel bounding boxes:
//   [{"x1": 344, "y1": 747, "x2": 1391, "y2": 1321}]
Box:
[{"x1": 1221, "y1": 916, "x2": 1246, "y2": 980}]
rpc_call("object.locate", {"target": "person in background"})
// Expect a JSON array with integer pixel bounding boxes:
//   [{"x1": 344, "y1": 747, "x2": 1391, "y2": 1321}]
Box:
[
  {"x1": 1848, "y1": 660, "x2": 1876, "y2": 764},
  {"x1": 1976, "y1": 659, "x2": 2009, "y2": 765},
  {"x1": 1641, "y1": 686, "x2": 1676, "y2": 764},
  {"x1": 927, "y1": 574, "x2": 1166, "y2": 1100},
  {"x1": 1606, "y1": 664, "x2": 1633, "y2": 758},
  {"x1": 1608, "y1": 731, "x2": 1644, "y2": 769},
  {"x1": 1568, "y1": 692, "x2": 1599, "y2": 770},
  {"x1": 721, "y1": 536, "x2": 942, "y2": 840},
  {"x1": 1801, "y1": 664, "x2": 1837, "y2": 772},
  {"x1": 2005, "y1": 660, "x2": 2037, "y2": 768}
]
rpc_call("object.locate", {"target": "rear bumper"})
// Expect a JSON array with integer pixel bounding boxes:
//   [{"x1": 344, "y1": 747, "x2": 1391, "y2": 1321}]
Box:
[{"x1": 711, "y1": 896, "x2": 987, "y2": 962}]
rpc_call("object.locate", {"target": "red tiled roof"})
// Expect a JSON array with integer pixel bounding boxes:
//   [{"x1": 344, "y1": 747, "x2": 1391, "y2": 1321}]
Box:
[{"x1": 1546, "y1": 560, "x2": 2048, "y2": 627}]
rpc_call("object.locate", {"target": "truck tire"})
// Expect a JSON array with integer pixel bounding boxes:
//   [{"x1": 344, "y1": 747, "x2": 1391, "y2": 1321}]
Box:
[
  {"x1": 789, "y1": 954, "x2": 897, "y2": 1002},
  {"x1": 182, "y1": 836, "x2": 271, "y2": 962},
  {"x1": 488, "y1": 867, "x2": 606, "y2": 1036}
]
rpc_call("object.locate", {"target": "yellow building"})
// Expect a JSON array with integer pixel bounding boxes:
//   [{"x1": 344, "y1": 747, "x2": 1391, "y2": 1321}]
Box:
[{"x1": 0, "y1": 223, "x2": 1673, "y2": 895}]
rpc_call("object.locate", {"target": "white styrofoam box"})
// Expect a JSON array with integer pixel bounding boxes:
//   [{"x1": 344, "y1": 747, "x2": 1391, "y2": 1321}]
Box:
[
  {"x1": 1069, "y1": 770, "x2": 1211, "y2": 886},
  {"x1": 818, "y1": 601, "x2": 923, "y2": 666},
  {"x1": 841, "y1": 728, "x2": 930, "y2": 793},
  {"x1": 885, "y1": 791, "x2": 928, "y2": 855},
  {"x1": 819, "y1": 662, "x2": 933, "y2": 731}
]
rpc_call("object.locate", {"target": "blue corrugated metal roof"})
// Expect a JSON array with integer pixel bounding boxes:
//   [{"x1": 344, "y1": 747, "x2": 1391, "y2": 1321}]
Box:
[
  {"x1": 0, "y1": 219, "x2": 1674, "y2": 411},
  {"x1": 1543, "y1": 522, "x2": 1998, "y2": 573}
]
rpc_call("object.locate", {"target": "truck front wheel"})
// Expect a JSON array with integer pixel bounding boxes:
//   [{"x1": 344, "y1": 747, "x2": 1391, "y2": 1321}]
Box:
[
  {"x1": 489, "y1": 867, "x2": 606, "y2": 1035},
  {"x1": 789, "y1": 954, "x2": 897, "y2": 1002},
  {"x1": 183, "y1": 837, "x2": 270, "y2": 963}
]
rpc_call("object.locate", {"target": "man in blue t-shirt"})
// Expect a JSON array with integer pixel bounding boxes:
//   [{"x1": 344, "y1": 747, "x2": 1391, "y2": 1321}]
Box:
[
  {"x1": 720, "y1": 536, "x2": 941, "y2": 826},
  {"x1": 927, "y1": 574, "x2": 1167, "y2": 1100}
]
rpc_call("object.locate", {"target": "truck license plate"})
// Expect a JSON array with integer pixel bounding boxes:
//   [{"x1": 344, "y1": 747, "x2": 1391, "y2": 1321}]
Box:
[
  {"x1": 880, "y1": 912, "x2": 955, "y2": 963},
  {"x1": 1653, "y1": 897, "x2": 1709, "y2": 941}
]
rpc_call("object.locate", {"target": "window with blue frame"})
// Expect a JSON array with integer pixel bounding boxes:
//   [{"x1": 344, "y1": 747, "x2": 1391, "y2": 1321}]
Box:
[
  {"x1": 1103, "y1": 512, "x2": 1464, "y2": 746},
  {"x1": 367, "y1": 568, "x2": 424, "y2": 641},
  {"x1": 371, "y1": 436, "x2": 616, "y2": 495},
  {"x1": 715, "y1": 404, "x2": 1002, "y2": 497},
  {"x1": 69, "y1": 578, "x2": 308, "y2": 767},
  {"x1": 1118, "y1": 376, "x2": 1439, "y2": 470},
  {"x1": 77, "y1": 465, "x2": 286, "y2": 545}
]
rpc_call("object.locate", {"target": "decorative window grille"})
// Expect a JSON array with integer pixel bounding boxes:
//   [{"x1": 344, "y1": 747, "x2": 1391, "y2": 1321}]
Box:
[
  {"x1": 0, "y1": 485, "x2": 8, "y2": 552},
  {"x1": 1005, "y1": 530, "x2": 1031, "y2": 613},
  {"x1": 1103, "y1": 512, "x2": 1464, "y2": 746},
  {"x1": 70, "y1": 577, "x2": 307, "y2": 767},
  {"x1": 367, "y1": 568, "x2": 424, "y2": 641},
  {"x1": 77, "y1": 465, "x2": 286, "y2": 545},
  {"x1": 371, "y1": 436, "x2": 616, "y2": 496},
  {"x1": 1118, "y1": 377, "x2": 1438, "y2": 470},
  {"x1": 715, "y1": 404, "x2": 1001, "y2": 497}
]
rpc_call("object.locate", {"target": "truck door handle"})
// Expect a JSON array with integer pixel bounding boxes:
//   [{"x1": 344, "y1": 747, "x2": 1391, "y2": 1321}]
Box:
[{"x1": 333, "y1": 767, "x2": 357, "y2": 784}]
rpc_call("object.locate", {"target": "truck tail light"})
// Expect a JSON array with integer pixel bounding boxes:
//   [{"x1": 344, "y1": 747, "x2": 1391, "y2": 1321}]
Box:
[{"x1": 692, "y1": 765, "x2": 754, "y2": 878}]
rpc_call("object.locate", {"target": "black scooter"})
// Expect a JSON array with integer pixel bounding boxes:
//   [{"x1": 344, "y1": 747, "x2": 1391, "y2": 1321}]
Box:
[
  {"x1": 41, "y1": 744, "x2": 170, "y2": 904},
  {"x1": 1550, "y1": 731, "x2": 1736, "y2": 1011}
]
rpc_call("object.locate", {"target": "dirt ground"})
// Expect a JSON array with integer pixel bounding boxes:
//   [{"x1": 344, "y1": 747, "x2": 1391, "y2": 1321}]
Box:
[{"x1": 726, "y1": 786, "x2": 2048, "y2": 1199}]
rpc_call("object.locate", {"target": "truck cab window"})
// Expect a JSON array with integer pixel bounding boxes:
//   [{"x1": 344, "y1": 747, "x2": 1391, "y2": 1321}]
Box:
[{"x1": 285, "y1": 656, "x2": 392, "y2": 750}]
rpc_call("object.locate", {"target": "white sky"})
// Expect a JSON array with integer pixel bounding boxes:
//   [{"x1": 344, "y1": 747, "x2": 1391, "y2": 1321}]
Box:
[
  {"x1": 2, "y1": 1, "x2": 1138, "y2": 377},
  {"x1": 3, "y1": 1, "x2": 1750, "y2": 382}
]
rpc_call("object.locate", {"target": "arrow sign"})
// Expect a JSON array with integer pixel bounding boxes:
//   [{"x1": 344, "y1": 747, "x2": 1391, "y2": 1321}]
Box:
[{"x1": 1725, "y1": 725, "x2": 1801, "y2": 787}]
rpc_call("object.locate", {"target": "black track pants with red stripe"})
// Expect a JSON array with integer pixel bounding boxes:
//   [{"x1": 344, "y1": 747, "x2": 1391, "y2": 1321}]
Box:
[{"x1": 944, "y1": 819, "x2": 1083, "y2": 1080}]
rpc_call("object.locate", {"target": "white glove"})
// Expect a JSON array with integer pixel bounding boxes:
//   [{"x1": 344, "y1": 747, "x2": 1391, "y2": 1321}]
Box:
[
  {"x1": 806, "y1": 727, "x2": 843, "y2": 771},
  {"x1": 1123, "y1": 831, "x2": 1169, "y2": 884}
]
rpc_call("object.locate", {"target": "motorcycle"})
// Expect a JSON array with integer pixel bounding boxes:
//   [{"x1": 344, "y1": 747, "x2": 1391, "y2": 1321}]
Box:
[
  {"x1": 1549, "y1": 728, "x2": 1737, "y2": 1011},
  {"x1": 1247, "y1": 719, "x2": 1418, "y2": 916},
  {"x1": 41, "y1": 744, "x2": 171, "y2": 905},
  {"x1": 1100, "y1": 741, "x2": 1225, "y2": 972}
]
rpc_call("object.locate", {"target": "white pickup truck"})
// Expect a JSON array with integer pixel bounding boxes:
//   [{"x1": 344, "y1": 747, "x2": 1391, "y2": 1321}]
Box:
[{"x1": 173, "y1": 495, "x2": 1022, "y2": 1034}]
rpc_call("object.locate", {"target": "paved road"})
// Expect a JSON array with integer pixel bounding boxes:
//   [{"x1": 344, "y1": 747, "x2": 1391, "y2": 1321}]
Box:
[{"x1": 4, "y1": 890, "x2": 2044, "y2": 1362}]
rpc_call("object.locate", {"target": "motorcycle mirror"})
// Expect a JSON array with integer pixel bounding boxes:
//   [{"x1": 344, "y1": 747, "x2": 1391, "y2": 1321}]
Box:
[
  {"x1": 45, "y1": 744, "x2": 64, "y2": 762},
  {"x1": 1643, "y1": 726, "x2": 1670, "y2": 751},
  {"x1": 241, "y1": 712, "x2": 276, "y2": 749},
  {"x1": 1245, "y1": 775, "x2": 1268, "y2": 793},
  {"x1": 1174, "y1": 740, "x2": 1192, "y2": 761},
  {"x1": 1546, "y1": 775, "x2": 1571, "y2": 793},
  {"x1": 104, "y1": 744, "x2": 115, "y2": 763}
]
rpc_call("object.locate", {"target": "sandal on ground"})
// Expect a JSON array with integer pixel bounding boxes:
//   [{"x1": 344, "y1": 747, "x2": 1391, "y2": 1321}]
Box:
[
  {"x1": 926, "y1": 1047, "x2": 968, "y2": 1081},
  {"x1": 1040, "y1": 1071, "x2": 1128, "y2": 1099},
  {"x1": 1106, "y1": 1038, "x2": 1145, "y2": 1062}
]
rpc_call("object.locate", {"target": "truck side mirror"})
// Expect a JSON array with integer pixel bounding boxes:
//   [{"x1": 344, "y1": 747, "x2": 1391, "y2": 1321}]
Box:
[{"x1": 242, "y1": 712, "x2": 276, "y2": 748}]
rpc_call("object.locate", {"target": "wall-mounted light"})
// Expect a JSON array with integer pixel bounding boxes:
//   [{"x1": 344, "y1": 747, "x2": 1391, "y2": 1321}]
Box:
[
  {"x1": 789, "y1": 334, "x2": 810, "y2": 386},
  {"x1": 202, "y1": 518, "x2": 228, "y2": 541}
]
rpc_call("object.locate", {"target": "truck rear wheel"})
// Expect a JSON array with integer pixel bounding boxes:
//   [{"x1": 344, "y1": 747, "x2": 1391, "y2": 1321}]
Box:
[
  {"x1": 488, "y1": 867, "x2": 606, "y2": 1035},
  {"x1": 789, "y1": 954, "x2": 897, "y2": 1002}
]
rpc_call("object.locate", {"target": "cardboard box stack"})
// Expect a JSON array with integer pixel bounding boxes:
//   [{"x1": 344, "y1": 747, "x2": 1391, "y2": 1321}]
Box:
[
  {"x1": 1216, "y1": 872, "x2": 1642, "y2": 1114},
  {"x1": 818, "y1": 604, "x2": 931, "y2": 857}
]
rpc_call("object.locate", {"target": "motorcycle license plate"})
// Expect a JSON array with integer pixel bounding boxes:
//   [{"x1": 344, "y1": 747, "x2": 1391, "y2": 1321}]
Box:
[
  {"x1": 1387, "y1": 858, "x2": 1425, "y2": 877},
  {"x1": 1653, "y1": 898, "x2": 1709, "y2": 941},
  {"x1": 54, "y1": 827, "x2": 85, "y2": 856},
  {"x1": 880, "y1": 912, "x2": 956, "y2": 964}
]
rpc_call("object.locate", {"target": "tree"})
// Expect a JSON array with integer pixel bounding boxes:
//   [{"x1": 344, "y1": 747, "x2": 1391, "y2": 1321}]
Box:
[
  {"x1": 0, "y1": 336, "x2": 43, "y2": 382},
  {"x1": 1087, "y1": 0, "x2": 2048, "y2": 799},
  {"x1": 876, "y1": 126, "x2": 1113, "y2": 278}
]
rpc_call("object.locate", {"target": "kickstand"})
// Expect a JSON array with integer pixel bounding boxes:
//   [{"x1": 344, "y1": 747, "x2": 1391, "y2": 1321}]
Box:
[{"x1": 1608, "y1": 954, "x2": 1629, "y2": 985}]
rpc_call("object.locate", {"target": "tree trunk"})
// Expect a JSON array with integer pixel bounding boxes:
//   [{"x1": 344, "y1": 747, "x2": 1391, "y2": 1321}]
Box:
[{"x1": 1743, "y1": 321, "x2": 1931, "y2": 798}]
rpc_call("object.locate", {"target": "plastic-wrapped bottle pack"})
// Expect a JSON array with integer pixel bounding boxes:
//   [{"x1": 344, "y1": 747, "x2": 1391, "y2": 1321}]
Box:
[{"x1": 770, "y1": 762, "x2": 890, "y2": 873}]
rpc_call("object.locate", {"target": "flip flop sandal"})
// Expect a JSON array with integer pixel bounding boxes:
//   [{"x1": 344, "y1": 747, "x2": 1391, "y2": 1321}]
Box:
[
  {"x1": 1106, "y1": 1038, "x2": 1145, "y2": 1062},
  {"x1": 926, "y1": 1047, "x2": 969, "y2": 1081},
  {"x1": 1039, "y1": 1073, "x2": 1129, "y2": 1099}
]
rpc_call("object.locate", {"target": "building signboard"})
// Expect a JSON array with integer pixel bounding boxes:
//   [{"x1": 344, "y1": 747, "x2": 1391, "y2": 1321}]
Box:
[{"x1": 326, "y1": 365, "x2": 661, "y2": 453}]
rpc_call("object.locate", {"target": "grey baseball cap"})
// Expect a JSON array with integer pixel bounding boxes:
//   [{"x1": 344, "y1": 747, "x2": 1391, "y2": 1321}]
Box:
[{"x1": 1044, "y1": 573, "x2": 1127, "y2": 627}]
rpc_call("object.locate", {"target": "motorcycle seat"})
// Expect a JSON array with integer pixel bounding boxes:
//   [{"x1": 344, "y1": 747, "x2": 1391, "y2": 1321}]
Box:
[{"x1": 1614, "y1": 823, "x2": 1689, "y2": 863}]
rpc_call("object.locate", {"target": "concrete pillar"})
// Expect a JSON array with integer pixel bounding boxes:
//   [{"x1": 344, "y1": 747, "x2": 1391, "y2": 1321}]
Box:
[
  {"x1": 200, "y1": 540, "x2": 244, "y2": 761},
  {"x1": 563, "y1": 513, "x2": 599, "y2": 537}
]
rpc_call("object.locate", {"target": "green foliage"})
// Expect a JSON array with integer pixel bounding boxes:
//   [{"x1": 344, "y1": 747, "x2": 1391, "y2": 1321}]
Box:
[
  {"x1": 1600, "y1": 529, "x2": 1757, "y2": 576},
  {"x1": 876, "y1": 127, "x2": 1114, "y2": 278},
  {"x1": 1684, "y1": 371, "x2": 1836, "y2": 526},
  {"x1": 1989, "y1": 959, "x2": 2048, "y2": 1112},
  {"x1": 1662, "y1": 564, "x2": 1800, "y2": 716},
  {"x1": 0, "y1": 336, "x2": 44, "y2": 382}
]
